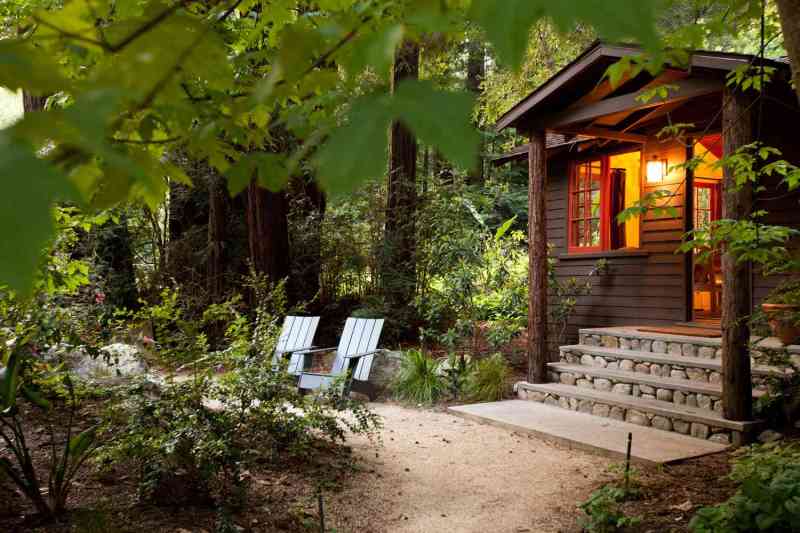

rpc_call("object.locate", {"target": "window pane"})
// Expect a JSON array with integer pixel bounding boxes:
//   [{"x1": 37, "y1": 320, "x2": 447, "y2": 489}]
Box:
[
  {"x1": 591, "y1": 189, "x2": 601, "y2": 217},
  {"x1": 697, "y1": 188, "x2": 710, "y2": 209},
  {"x1": 590, "y1": 219, "x2": 601, "y2": 246},
  {"x1": 575, "y1": 220, "x2": 585, "y2": 246}
]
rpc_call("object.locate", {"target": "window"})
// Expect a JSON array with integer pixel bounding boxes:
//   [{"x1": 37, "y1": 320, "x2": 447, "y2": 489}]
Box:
[
  {"x1": 568, "y1": 153, "x2": 641, "y2": 254},
  {"x1": 569, "y1": 159, "x2": 604, "y2": 252}
]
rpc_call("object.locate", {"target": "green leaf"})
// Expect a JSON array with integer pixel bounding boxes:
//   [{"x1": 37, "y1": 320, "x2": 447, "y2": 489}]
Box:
[
  {"x1": 0, "y1": 350, "x2": 20, "y2": 412},
  {"x1": 0, "y1": 135, "x2": 80, "y2": 292},
  {"x1": 469, "y1": 0, "x2": 660, "y2": 69},
  {"x1": 226, "y1": 153, "x2": 289, "y2": 195},
  {"x1": 68, "y1": 426, "x2": 97, "y2": 458},
  {"x1": 392, "y1": 80, "x2": 479, "y2": 171},
  {"x1": 314, "y1": 92, "x2": 392, "y2": 194},
  {"x1": 0, "y1": 41, "x2": 73, "y2": 95},
  {"x1": 21, "y1": 386, "x2": 51, "y2": 411},
  {"x1": 495, "y1": 216, "x2": 517, "y2": 241},
  {"x1": 342, "y1": 24, "x2": 404, "y2": 77}
]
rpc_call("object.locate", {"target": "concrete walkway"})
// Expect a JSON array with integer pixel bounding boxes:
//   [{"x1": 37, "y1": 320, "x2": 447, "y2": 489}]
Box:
[{"x1": 448, "y1": 400, "x2": 728, "y2": 464}]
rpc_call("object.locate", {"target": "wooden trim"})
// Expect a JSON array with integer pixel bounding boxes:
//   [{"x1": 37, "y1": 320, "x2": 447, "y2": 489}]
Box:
[
  {"x1": 684, "y1": 140, "x2": 695, "y2": 322},
  {"x1": 556, "y1": 126, "x2": 648, "y2": 143},
  {"x1": 557, "y1": 250, "x2": 650, "y2": 260},
  {"x1": 542, "y1": 77, "x2": 724, "y2": 129},
  {"x1": 567, "y1": 157, "x2": 607, "y2": 253},
  {"x1": 528, "y1": 130, "x2": 548, "y2": 383}
]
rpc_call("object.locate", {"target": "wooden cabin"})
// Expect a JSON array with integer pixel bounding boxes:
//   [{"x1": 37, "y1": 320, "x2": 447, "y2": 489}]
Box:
[{"x1": 494, "y1": 42, "x2": 800, "y2": 442}]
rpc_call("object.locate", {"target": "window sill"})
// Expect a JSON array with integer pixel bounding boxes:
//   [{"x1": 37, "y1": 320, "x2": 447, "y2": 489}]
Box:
[{"x1": 557, "y1": 249, "x2": 650, "y2": 261}]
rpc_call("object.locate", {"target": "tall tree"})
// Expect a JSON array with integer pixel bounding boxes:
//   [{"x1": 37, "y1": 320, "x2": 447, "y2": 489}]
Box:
[
  {"x1": 247, "y1": 183, "x2": 290, "y2": 285},
  {"x1": 207, "y1": 172, "x2": 227, "y2": 301},
  {"x1": 465, "y1": 38, "x2": 486, "y2": 185},
  {"x1": 383, "y1": 39, "x2": 420, "y2": 310},
  {"x1": 776, "y1": 0, "x2": 800, "y2": 104}
]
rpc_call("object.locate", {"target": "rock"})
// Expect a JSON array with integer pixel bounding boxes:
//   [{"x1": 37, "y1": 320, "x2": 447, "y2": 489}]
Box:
[
  {"x1": 758, "y1": 430, "x2": 784, "y2": 443},
  {"x1": 569, "y1": 398, "x2": 580, "y2": 411},
  {"x1": 696, "y1": 394, "x2": 712, "y2": 410},
  {"x1": 642, "y1": 393, "x2": 656, "y2": 400},
  {"x1": 583, "y1": 336, "x2": 598, "y2": 346},
  {"x1": 685, "y1": 394, "x2": 698, "y2": 407},
  {"x1": 626, "y1": 410, "x2": 649, "y2": 426},
  {"x1": 601, "y1": 336, "x2": 619, "y2": 349},
  {"x1": 709, "y1": 371, "x2": 722, "y2": 384},
  {"x1": 581, "y1": 354, "x2": 595, "y2": 366},
  {"x1": 610, "y1": 406, "x2": 625, "y2": 420},
  {"x1": 630, "y1": 339, "x2": 640, "y2": 350},
  {"x1": 527, "y1": 391, "x2": 545, "y2": 402},
  {"x1": 639, "y1": 384, "x2": 655, "y2": 395},
  {"x1": 578, "y1": 400, "x2": 594, "y2": 414},
  {"x1": 709, "y1": 433, "x2": 731, "y2": 444},
  {"x1": 594, "y1": 378, "x2": 612, "y2": 392},
  {"x1": 673, "y1": 391, "x2": 686, "y2": 404},
  {"x1": 698, "y1": 346, "x2": 716, "y2": 359},
  {"x1": 668, "y1": 343, "x2": 683, "y2": 356},
  {"x1": 673, "y1": 420, "x2": 690, "y2": 434},
  {"x1": 632, "y1": 385, "x2": 641, "y2": 397},
  {"x1": 640, "y1": 340, "x2": 652, "y2": 352},
  {"x1": 691, "y1": 423, "x2": 710, "y2": 439},
  {"x1": 559, "y1": 372, "x2": 576, "y2": 386},
  {"x1": 612, "y1": 383, "x2": 632, "y2": 395},
  {"x1": 651, "y1": 416, "x2": 672, "y2": 431},
  {"x1": 652, "y1": 340, "x2": 667, "y2": 353},
  {"x1": 594, "y1": 356, "x2": 608, "y2": 368},
  {"x1": 619, "y1": 338, "x2": 631, "y2": 350},
  {"x1": 544, "y1": 396, "x2": 559, "y2": 407},
  {"x1": 635, "y1": 363, "x2": 650, "y2": 374},
  {"x1": 620, "y1": 359, "x2": 635, "y2": 371},
  {"x1": 682, "y1": 344, "x2": 698, "y2": 357},
  {"x1": 670, "y1": 370, "x2": 688, "y2": 380},
  {"x1": 606, "y1": 361, "x2": 619, "y2": 370},
  {"x1": 547, "y1": 371, "x2": 560, "y2": 383},
  {"x1": 576, "y1": 379, "x2": 594, "y2": 389},
  {"x1": 715, "y1": 349, "x2": 723, "y2": 358},
  {"x1": 649, "y1": 363, "x2": 662, "y2": 377},
  {"x1": 592, "y1": 404, "x2": 611, "y2": 417},
  {"x1": 565, "y1": 353, "x2": 580, "y2": 364},
  {"x1": 367, "y1": 350, "x2": 403, "y2": 397},
  {"x1": 713, "y1": 400, "x2": 723, "y2": 413},
  {"x1": 686, "y1": 368, "x2": 706, "y2": 382},
  {"x1": 558, "y1": 397, "x2": 570, "y2": 410},
  {"x1": 69, "y1": 343, "x2": 148, "y2": 384},
  {"x1": 656, "y1": 388, "x2": 673, "y2": 402}
]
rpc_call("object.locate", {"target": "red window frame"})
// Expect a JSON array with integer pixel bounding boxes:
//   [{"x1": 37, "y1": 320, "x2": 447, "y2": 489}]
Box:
[
  {"x1": 568, "y1": 157, "x2": 611, "y2": 253},
  {"x1": 693, "y1": 180, "x2": 721, "y2": 230}
]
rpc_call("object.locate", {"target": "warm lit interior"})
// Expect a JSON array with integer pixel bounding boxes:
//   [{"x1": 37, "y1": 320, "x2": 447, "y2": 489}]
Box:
[
  {"x1": 609, "y1": 151, "x2": 641, "y2": 248},
  {"x1": 693, "y1": 135, "x2": 724, "y2": 179},
  {"x1": 692, "y1": 135, "x2": 723, "y2": 318}
]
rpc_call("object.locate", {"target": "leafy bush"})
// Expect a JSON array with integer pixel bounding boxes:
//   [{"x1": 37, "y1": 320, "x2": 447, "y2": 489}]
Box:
[
  {"x1": 466, "y1": 353, "x2": 510, "y2": 402},
  {"x1": 579, "y1": 485, "x2": 641, "y2": 533},
  {"x1": 440, "y1": 353, "x2": 473, "y2": 400},
  {"x1": 690, "y1": 443, "x2": 800, "y2": 532},
  {"x1": 393, "y1": 349, "x2": 444, "y2": 405}
]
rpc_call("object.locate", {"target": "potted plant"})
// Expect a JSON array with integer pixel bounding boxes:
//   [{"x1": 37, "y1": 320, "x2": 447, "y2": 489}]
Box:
[{"x1": 762, "y1": 280, "x2": 800, "y2": 345}]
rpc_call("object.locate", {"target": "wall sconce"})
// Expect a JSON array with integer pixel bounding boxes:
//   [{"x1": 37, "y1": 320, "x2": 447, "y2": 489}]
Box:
[{"x1": 646, "y1": 157, "x2": 668, "y2": 183}]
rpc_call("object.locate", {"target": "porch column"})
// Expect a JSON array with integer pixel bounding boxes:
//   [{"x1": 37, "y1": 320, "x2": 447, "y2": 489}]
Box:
[
  {"x1": 721, "y1": 85, "x2": 754, "y2": 423},
  {"x1": 528, "y1": 129, "x2": 548, "y2": 383}
]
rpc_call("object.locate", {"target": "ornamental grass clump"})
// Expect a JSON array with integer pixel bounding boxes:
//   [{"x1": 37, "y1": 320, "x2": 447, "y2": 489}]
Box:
[
  {"x1": 393, "y1": 349, "x2": 444, "y2": 405},
  {"x1": 466, "y1": 352, "x2": 510, "y2": 402}
]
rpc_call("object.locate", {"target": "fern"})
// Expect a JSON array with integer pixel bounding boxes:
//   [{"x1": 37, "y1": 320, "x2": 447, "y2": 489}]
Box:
[{"x1": 392, "y1": 349, "x2": 443, "y2": 405}]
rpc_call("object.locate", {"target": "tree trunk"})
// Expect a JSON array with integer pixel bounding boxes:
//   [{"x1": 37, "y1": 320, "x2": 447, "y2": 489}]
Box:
[
  {"x1": 776, "y1": 0, "x2": 800, "y2": 104},
  {"x1": 289, "y1": 177, "x2": 326, "y2": 303},
  {"x1": 383, "y1": 40, "x2": 419, "y2": 308},
  {"x1": 207, "y1": 173, "x2": 227, "y2": 301},
  {"x1": 94, "y1": 210, "x2": 139, "y2": 309},
  {"x1": 247, "y1": 182, "x2": 290, "y2": 285},
  {"x1": 465, "y1": 39, "x2": 485, "y2": 185},
  {"x1": 22, "y1": 91, "x2": 45, "y2": 112},
  {"x1": 527, "y1": 130, "x2": 548, "y2": 384},
  {"x1": 721, "y1": 85, "x2": 754, "y2": 425}
]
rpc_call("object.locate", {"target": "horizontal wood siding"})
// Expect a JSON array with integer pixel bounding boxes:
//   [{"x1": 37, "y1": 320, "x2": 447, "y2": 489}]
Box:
[{"x1": 547, "y1": 140, "x2": 689, "y2": 352}]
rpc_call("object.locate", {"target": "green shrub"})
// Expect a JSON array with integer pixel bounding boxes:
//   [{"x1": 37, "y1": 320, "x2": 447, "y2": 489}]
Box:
[
  {"x1": 690, "y1": 442, "x2": 800, "y2": 532},
  {"x1": 466, "y1": 353, "x2": 509, "y2": 402},
  {"x1": 579, "y1": 485, "x2": 641, "y2": 533},
  {"x1": 393, "y1": 349, "x2": 444, "y2": 405}
]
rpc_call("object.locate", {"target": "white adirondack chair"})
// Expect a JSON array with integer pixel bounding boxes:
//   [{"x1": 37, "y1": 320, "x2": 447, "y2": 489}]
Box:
[
  {"x1": 272, "y1": 316, "x2": 321, "y2": 375},
  {"x1": 297, "y1": 317, "x2": 384, "y2": 393}
]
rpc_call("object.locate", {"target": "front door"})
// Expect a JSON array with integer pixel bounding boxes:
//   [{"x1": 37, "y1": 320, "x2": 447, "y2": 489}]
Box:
[{"x1": 692, "y1": 181, "x2": 722, "y2": 320}]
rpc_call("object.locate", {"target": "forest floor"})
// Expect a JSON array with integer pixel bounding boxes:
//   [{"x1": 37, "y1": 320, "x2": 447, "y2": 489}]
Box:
[{"x1": 0, "y1": 399, "x2": 735, "y2": 533}]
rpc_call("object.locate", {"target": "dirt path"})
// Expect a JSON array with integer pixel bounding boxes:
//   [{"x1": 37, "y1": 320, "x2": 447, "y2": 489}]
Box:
[{"x1": 327, "y1": 403, "x2": 613, "y2": 533}]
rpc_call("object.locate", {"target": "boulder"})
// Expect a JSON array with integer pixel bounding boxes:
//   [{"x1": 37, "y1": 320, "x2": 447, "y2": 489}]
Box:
[
  {"x1": 69, "y1": 343, "x2": 148, "y2": 384},
  {"x1": 757, "y1": 429, "x2": 784, "y2": 443},
  {"x1": 366, "y1": 350, "x2": 403, "y2": 398}
]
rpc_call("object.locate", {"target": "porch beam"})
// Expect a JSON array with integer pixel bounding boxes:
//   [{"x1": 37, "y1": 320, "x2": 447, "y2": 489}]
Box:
[
  {"x1": 528, "y1": 129, "x2": 548, "y2": 384},
  {"x1": 541, "y1": 77, "x2": 724, "y2": 129},
  {"x1": 554, "y1": 126, "x2": 647, "y2": 144},
  {"x1": 721, "y1": 85, "x2": 754, "y2": 428}
]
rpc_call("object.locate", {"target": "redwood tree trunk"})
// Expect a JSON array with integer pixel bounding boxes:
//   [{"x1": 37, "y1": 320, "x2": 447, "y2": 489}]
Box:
[
  {"x1": 721, "y1": 85, "x2": 754, "y2": 425},
  {"x1": 207, "y1": 173, "x2": 227, "y2": 301},
  {"x1": 465, "y1": 39, "x2": 485, "y2": 185},
  {"x1": 527, "y1": 130, "x2": 548, "y2": 383},
  {"x1": 247, "y1": 182, "x2": 290, "y2": 285},
  {"x1": 383, "y1": 40, "x2": 419, "y2": 308},
  {"x1": 22, "y1": 91, "x2": 45, "y2": 112},
  {"x1": 776, "y1": 0, "x2": 800, "y2": 104}
]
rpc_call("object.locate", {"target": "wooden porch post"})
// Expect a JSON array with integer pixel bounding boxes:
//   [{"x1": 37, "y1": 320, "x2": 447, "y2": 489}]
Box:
[
  {"x1": 721, "y1": 85, "x2": 754, "y2": 423},
  {"x1": 528, "y1": 130, "x2": 548, "y2": 383}
]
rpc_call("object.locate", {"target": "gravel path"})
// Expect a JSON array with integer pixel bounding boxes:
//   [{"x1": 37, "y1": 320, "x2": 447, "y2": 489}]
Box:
[{"x1": 328, "y1": 403, "x2": 612, "y2": 533}]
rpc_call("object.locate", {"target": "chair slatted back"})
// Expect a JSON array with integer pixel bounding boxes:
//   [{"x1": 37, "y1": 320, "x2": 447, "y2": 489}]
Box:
[
  {"x1": 330, "y1": 318, "x2": 384, "y2": 380},
  {"x1": 273, "y1": 316, "x2": 320, "y2": 372}
]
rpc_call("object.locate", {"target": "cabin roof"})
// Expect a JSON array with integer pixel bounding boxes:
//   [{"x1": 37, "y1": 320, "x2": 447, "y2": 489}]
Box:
[{"x1": 496, "y1": 41, "x2": 792, "y2": 133}]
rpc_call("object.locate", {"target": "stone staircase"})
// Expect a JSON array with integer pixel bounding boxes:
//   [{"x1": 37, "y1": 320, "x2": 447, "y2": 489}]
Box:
[{"x1": 514, "y1": 327, "x2": 793, "y2": 445}]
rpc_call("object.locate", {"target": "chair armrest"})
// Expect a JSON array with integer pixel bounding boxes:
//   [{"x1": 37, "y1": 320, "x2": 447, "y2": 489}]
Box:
[
  {"x1": 342, "y1": 350, "x2": 381, "y2": 360},
  {"x1": 295, "y1": 346, "x2": 338, "y2": 355},
  {"x1": 277, "y1": 345, "x2": 316, "y2": 355}
]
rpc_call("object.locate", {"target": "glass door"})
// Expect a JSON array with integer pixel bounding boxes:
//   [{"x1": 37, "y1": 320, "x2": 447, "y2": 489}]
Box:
[{"x1": 692, "y1": 181, "x2": 722, "y2": 319}]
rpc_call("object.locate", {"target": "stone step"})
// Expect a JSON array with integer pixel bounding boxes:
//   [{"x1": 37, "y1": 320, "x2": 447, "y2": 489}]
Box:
[
  {"x1": 548, "y1": 363, "x2": 764, "y2": 411},
  {"x1": 515, "y1": 381, "x2": 761, "y2": 444},
  {"x1": 558, "y1": 344, "x2": 782, "y2": 389}
]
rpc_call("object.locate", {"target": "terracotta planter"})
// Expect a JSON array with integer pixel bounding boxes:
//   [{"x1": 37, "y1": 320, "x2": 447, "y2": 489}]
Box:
[{"x1": 762, "y1": 303, "x2": 800, "y2": 345}]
